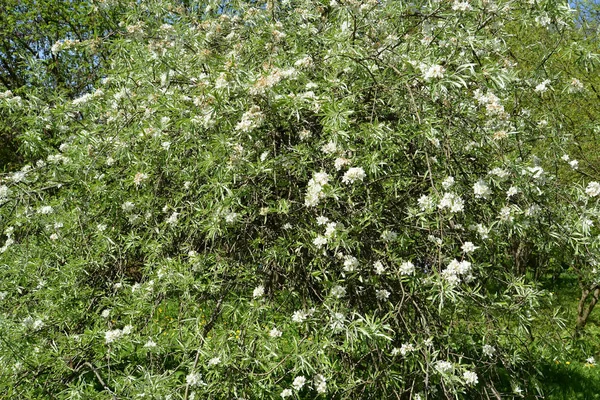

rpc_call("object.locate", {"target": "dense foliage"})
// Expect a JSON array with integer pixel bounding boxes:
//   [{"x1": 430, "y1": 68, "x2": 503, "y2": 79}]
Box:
[{"x1": 1, "y1": 0, "x2": 600, "y2": 398}]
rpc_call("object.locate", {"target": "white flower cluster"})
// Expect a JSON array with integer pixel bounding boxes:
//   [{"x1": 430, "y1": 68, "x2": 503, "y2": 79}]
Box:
[
  {"x1": 438, "y1": 192, "x2": 464, "y2": 213},
  {"x1": 343, "y1": 255, "x2": 359, "y2": 272},
  {"x1": 418, "y1": 195, "x2": 434, "y2": 211},
  {"x1": 534, "y1": 79, "x2": 551, "y2": 93},
  {"x1": 473, "y1": 180, "x2": 491, "y2": 199},
  {"x1": 586, "y1": 182, "x2": 600, "y2": 197},
  {"x1": 253, "y1": 285, "x2": 264, "y2": 298},
  {"x1": 483, "y1": 344, "x2": 496, "y2": 357},
  {"x1": 280, "y1": 374, "x2": 326, "y2": 397},
  {"x1": 399, "y1": 261, "x2": 415, "y2": 276},
  {"x1": 474, "y1": 89, "x2": 505, "y2": 116},
  {"x1": 452, "y1": 1, "x2": 472, "y2": 11},
  {"x1": 441, "y1": 259, "x2": 473, "y2": 285},
  {"x1": 250, "y1": 67, "x2": 297, "y2": 95},
  {"x1": 104, "y1": 325, "x2": 133, "y2": 344},
  {"x1": 463, "y1": 370, "x2": 478, "y2": 386},
  {"x1": 461, "y1": 242, "x2": 478, "y2": 254},
  {"x1": 292, "y1": 309, "x2": 312, "y2": 323},
  {"x1": 51, "y1": 39, "x2": 80, "y2": 54},
  {"x1": 72, "y1": 88, "x2": 104, "y2": 106},
  {"x1": 489, "y1": 167, "x2": 510, "y2": 179},
  {"x1": 373, "y1": 260, "x2": 386, "y2": 275},
  {"x1": 399, "y1": 342, "x2": 415, "y2": 356},
  {"x1": 342, "y1": 167, "x2": 366, "y2": 184},
  {"x1": 569, "y1": 77, "x2": 584, "y2": 93},
  {"x1": 186, "y1": 372, "x2": 205, "y2": 387},
  {"x1": 305, "y1": 171, "x2": 330, "y2": 207},
  {"x1": 0, "y1": 185, "x2": 10, "y2": 204},
  {"x1": 421, "y1": 64, "x2": 445, "y2": 81},
  {"x1": 23, "y1": 316, "x2": 45, "y2": 331},
  {"x1": 235, "y1": 106, "x2": 264, "y2": 132},
  {"x1": 435, "y1": 360, "x2": 453, "y2": 374}
]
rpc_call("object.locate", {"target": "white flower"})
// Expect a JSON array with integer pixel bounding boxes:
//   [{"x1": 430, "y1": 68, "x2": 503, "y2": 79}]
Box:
[
  {"x1": 49, "y1": 233, "x2": 59, "y2": 241},
  {"x1": 498, "y1": 206, "x2": 513, "y2": 222},
  {"x1": 561, "y1": 154, "x2": 570, "y2": 161},
  {"x1": 376, "y1": 289, "x2": 390, "y2": 301},
  {"x1": 473, "y1": 180, "x2": 491, "y2": 199},
  {"x1": 31, "y1": 319, "x2": 45, "y2": 331},
  {"x1": 323, "y1": 222, "x2": 337, "y2": 238},
  {"x1": 292, "y1": 376, "x2": 306, "y2": 391},
  {"x1": 235, "y1": 107, "x2": 264, "y2": 132},
  {"x1": 186, "y1": 372, "x2": 205, "y2": 387},
  {"x1": 0, "y1": 185, "x2": 11, "y2": 199},
  {"x1": 321, "y1": 141, "x2": 337, "y2": 154},
  {"x1": 506, "y1": 186, "x2": 519, "y2": 198},
  {"x1": 569, "y1": 160, "x2": 579, "y2": 170},
  {"x1": 381, "y1": 230, "x2": 397, "y2": 242},
  {"x1": 418, "y1": 195, "x2": 434, "y2": 211},
  {"x1": 399, "y1": 261, "x2": 415, "y2": 276},
  {"x1": 534, "y1": 79, "x2": 551, "y2": 93},
  {"x1": 39, "y1": 206, "x2": 54, "y2": 215},
  {"x1": 373, "y1": 261, "x2": 386, "y2": 275},
  {"x1": 144, "y1": 339, "x2": 157, "y2": 348},
  {"x1": 313, "y1": 374, "x2": 327, "y2": 393},
  {"x1": 330, "y1": 312, "x2": 345, "y2": 330},
  {"x1": 569, "y1": 78, "x2": 584, "y2": 93},
  {"x1": 299, "y1": 129, "x2": 312, "y2": 140},
  {"x1": 122, "y1": 325, "x2": 133, "y2": 334},
  {"x1": 422, "y1": 64, "x2": 445, "y2": 80},
  {"x1": 342, "y1": 167, "x2": 366, "y2": 184},
  {"x1": 101, "y1": 309, "x2": 111, "y2": 318},
  {"x1": 438, "y1": 192, "x2": 464, "y2": 213},
  {"x1": 435, "y1": 361, "x2": 453, "y2": 374},
  {"x1": 253, "y1": 285, "x2": 264, "y2": 299},
  {"x1": 316, "y1": 216, "x2": 329, "y2": 225},
  {"x1": 105, "y1": 329, "x2": 123, "y2": 344},
  {"x1": 343, "y1": 255, "x2": 359, "y2": 272},
  {"x1": 334, "y1": 157, "x2": 351, "y2": 170},
  {"x1": 208, "y1": 357, "x2": 221, "y2": 367},
  {"x1": 452, "y1": 1, "x2": 472, "y2": 11},
  {"x1": 292, "y1": 310, "x2": 308, "y2": 323},
  {"x1": 489, "y1": 168, "x2": 509, "y2": 179},
  {"x1": 313, "y1": 235, "x2": 328, "y2": 249},
  {"x1": 305, "y1": 171, "x2": 331, "y2": 206},
  {"x1": 161, "y1": 141, "x2": 171, "y2": 151},
  {"x1": 280, "y1": 389, "x2": 293, "y2": 398},
  {"x1": 121, "y1": 202, "x2": 135, "y2": 212},
  {"x1": 269, "y1": 328, "x2": 282, "y2": 338},
  {"x1": 133, "y1": 172, "x2": 148, "y2": 185},
  {"x1": 330, "y1": 285, "x2": 346, "y2": 298},
  {"x1": 462, "y1": 242, "x2": 478, "y2": 253},
  {"x1": 483, "y1": 344, "x2": 495, "y2": 357},
  {"x1": 586, "y1": 356, "x2": 596, "y2": 366},
  {"x1": 585, "y1": 182, "x2": 600, "y2": 197},
  {"x1": 400, "y1": 343, "x2": 415, "y2": 356},
  {"x1": 166, "y1": 212, "x2": 179, "y2": 225},
  {"x1": 442, "y1": 176, "x2": 455, "y2": 189},
  {"x1": 463, "y1": 370, "x2": 478, "y2": 386}
]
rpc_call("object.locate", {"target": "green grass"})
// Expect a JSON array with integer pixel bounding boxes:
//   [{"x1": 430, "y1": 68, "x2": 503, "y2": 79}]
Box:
[
  {"x1": 542, "y1": 362, "x2": 600, "y2": 400},
  {"x1": 534, "y1": 272, "x2": 600, "y2": 398}
]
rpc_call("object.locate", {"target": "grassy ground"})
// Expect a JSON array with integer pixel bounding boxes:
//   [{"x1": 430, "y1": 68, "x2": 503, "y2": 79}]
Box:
[{"x1": 536, "y1": 273, "x2": 600, "y2": 398}]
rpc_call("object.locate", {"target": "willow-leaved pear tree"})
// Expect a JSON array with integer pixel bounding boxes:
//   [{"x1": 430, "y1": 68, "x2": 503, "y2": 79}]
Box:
[{"x1": 1, "y1": 0, "x2": 599, "y2": 398}]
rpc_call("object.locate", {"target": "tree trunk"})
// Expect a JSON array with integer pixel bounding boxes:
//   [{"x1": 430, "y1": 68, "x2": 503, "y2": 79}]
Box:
[{"x1": 575, "y1": 287, "x2": 600, "y2": 338}]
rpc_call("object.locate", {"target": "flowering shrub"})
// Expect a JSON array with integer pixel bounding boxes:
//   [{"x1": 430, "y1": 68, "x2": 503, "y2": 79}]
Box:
[{"x1": 1, "y1": 0, "x2": 599, "y2": 398}]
